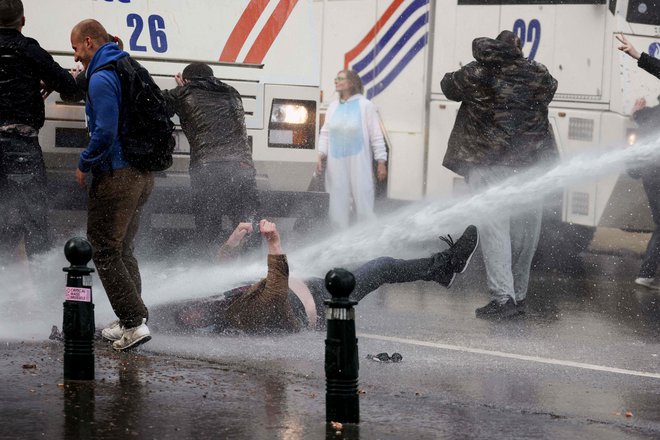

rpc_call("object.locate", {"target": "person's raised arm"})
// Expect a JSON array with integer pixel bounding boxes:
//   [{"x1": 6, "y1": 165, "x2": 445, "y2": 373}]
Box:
[
  {"x1": 259, "y1": 219, "x2": 282, "y2": 255},
  {"x1": 632, "y1": 97, "x2": 647, "y2": 116},
  {"x1": 27, "y1": 43, "x2": 77, "y2": 98},
  {"x1": 216, "y1": 222, "x2": 254, "y2": 261},
  {"x1": 58, "y1": 66, "x2": 86, "y2": 102},
  {"x1": 260, "y1": 219, "x2": 289, "y2": 307},
  {"x1": 617, "y1": 33, "x2": 660, "y2": 80},
  {"x1": 161, "y1": 75, "x2": 183, "y2": 118},
  {"x1": 617, "y1": 33, "x2": 641, "y2": 60}
]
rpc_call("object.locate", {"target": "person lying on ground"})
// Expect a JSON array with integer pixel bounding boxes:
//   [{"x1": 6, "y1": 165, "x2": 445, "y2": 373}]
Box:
[{"x1": 147, "y1": 219, "x2": 479, "y2": 334}]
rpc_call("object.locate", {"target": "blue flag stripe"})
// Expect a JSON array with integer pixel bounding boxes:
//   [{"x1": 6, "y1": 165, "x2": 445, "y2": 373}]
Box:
[
  {"x1": 359, "y1": 11, "x2": 429, "y2": 86},
  {"x1": 366, "y1": 33, "x2": 428, "y2": 100},
  {"x1": 352, "y1": 0, "x2": 429, "y2": 74}
]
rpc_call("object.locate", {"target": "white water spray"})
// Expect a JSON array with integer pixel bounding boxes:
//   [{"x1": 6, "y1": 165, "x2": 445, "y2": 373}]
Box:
[
  {"x1": 288, "y1": 138, "x2": 660, "y2": 274},
  {"x1": 144, "y1": 136, "x2": 660, "y2": 302},
  {"x1": 0, "y1": 137, "x2": 658, "y2": 340}
]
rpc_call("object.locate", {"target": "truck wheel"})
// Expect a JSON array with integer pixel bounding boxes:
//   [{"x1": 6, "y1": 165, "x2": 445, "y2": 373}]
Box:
[{"x1": 533, "y1": 220, "x2": 595, "y2": 271}]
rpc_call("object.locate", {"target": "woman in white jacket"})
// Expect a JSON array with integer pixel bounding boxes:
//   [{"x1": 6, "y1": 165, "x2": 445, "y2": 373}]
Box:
[{"x1": 316, "y1": 70, "x2": 387, "y2": 229}]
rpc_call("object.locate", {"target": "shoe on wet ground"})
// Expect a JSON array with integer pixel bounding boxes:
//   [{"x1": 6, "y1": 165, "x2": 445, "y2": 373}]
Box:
[
  {"x1": 516, "y1": 299, "x2": 527, "y2": 313},
  {"x1": 112, "y1": 323, "x2": 151, "y2": 351},
  {"x1": 475, "y1": 298, "x2": 522, "y2": 319},
  {"x1": 634, "y1": 277, "x2": 660, "y2": 290},
  {"x1": 101, "y1": 320, "x2": 122, "y2": 342},
  {"x1": 430, "y1": 225, "x2": 479, "y2": 288}
]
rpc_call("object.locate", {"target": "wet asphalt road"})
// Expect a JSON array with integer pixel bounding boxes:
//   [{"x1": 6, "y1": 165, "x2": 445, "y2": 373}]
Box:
[{"x1": 1, "y1": 251, "x2": 659, "y2": 439}]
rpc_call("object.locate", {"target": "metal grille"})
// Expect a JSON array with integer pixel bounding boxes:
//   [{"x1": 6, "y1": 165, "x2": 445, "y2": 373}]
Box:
[
  {"x1": 55, "y1": 127, "x2": 88, "y2": 149},
  {"x1": 571, "y1": 192, "x2": 590, "y2": 216},
  {"x1": 568, "y1": 118, "x2": 594, "y2": 142}
]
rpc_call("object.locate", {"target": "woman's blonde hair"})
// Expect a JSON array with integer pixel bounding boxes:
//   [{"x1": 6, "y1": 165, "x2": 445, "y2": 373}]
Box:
[{"x1": 341, "y1": 69, "x2": 364, "y2": 96}]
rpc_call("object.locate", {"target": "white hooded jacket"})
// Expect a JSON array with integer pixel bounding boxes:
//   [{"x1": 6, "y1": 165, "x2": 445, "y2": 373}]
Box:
[{"x1": 318, "y1": 94, "x2": 387, "y2": 228}]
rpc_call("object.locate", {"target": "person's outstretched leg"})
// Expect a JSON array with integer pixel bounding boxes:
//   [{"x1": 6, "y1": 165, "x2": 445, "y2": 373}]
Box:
[
  {"x1": 350, "y1": 256, "x2": 432, "y2": 302},
  {"x1": 350, "y1": 225, "x2": 479, "y2": 301}
]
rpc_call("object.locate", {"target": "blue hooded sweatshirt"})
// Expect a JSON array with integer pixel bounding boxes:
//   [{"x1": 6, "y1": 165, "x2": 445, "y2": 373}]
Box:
[{"x1": 78, "y1": 43, "x2": 131, "y2": 174}]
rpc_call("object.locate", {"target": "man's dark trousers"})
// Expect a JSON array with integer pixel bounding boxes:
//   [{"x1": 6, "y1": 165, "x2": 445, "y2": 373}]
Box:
[
  {"x1": 190, "y1": 160, "x2": 259, "y2": 255},
  {"x1": 639, "y1": 174, "x2": 660, "y2": 278},
  {"x1": 87, "y1": 167, "x2": 154, "y2": 328},
  {"x1": 0, "y1": 129, "x2": 50, "y2": 258}
]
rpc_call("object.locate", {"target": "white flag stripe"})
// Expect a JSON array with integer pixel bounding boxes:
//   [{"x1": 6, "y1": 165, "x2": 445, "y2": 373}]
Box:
[{"x1": 236, "y1": 0, "x2": 279, "y2": 63}]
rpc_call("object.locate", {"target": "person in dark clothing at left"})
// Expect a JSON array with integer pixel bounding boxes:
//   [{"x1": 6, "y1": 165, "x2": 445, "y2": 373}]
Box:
[
  {"x1": 0, "y1": 0, "x2": 77, "y2": 259},
  {"x1": 617, "y1": 34, "x2": 660, "y2": 289},
  {"x1": 162, "y1": 63, "x2": 259, "y2": 257}
]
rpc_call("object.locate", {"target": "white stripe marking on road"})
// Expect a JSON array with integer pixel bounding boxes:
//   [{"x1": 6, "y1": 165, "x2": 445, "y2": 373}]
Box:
[{"x1": 359, "y1": 333, "x2": 660, "y2": 379}]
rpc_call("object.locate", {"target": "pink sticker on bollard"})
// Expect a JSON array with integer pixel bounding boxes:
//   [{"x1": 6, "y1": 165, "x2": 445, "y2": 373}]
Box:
[{"x1": 65, "y1": 287, "x2": 91, "y2": 302}]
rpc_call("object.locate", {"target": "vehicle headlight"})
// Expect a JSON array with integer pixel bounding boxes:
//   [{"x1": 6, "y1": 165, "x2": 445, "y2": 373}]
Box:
[
  {"x1": 270, "y1": 103, "x2": 309, "y2": 124},
  {"x1": 268, "y1": 99, "x2": 317, "y2": 150}
]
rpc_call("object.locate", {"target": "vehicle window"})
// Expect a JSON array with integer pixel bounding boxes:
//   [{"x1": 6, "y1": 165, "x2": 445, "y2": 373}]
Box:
[
  {"x1": 627, "y1": 0, "x2": 660, "y2": 25},
  {"x1": 457, "y1": 1, "x2": 605, "y2": 4}
]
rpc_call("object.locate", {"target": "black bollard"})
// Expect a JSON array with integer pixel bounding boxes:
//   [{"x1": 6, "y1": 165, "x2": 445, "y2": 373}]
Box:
[
  {"x1": 324, "y1": 268, "x2": 359, "y2": 424},
  {"x1": 62, "y1": 237, "x2": 95, "y2": 381}
]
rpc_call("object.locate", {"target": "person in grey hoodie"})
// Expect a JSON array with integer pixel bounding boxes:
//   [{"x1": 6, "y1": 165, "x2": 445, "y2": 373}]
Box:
[{"x1": 441, "y1": 30, "x2": 558, "y2": 320}]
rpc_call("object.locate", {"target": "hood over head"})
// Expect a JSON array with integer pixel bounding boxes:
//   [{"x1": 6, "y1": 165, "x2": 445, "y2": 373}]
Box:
[
  {"x1": 88, "y1": 42, "x2": 128, "y2": 74},
  {"x1": 472, "y1": 33, "x2": 523, "y2": 66}
]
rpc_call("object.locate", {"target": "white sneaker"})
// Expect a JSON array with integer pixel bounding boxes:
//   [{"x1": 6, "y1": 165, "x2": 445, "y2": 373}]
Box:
[
  {"x1": 112, "y1": 323, "x2": 151, "y2": 351},
  {"x1": 634, "y1": 277, "x2": 660, "y2": 290},
  {"x1": 101, "y1": 320, "x2": 123, "y2": 342}
]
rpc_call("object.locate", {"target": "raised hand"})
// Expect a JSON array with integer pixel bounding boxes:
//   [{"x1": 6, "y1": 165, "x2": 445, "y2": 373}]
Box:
[{"x1": 617, "y1": 33, "x2": 641, "y2": 60}]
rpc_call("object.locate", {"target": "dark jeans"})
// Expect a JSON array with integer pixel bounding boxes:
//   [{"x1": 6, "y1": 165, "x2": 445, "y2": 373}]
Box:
[
  {"x1": 87, "y1": 167, "x2": 154, "y2": 328},
  {"x1": 306, "y1": 256, "x2": 435, "y2": 319},
  {"x1": 190, "y1": 161, "x2": 259, "y2": 255},
  {"x1": 639, "y1": 175, "x2": 660, "y2": 278},
  {"x1": 0, "y1": 131, "x2": 49, "y2": 259}
]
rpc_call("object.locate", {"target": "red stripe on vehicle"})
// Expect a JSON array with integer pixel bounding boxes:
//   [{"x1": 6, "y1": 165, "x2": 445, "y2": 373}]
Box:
[
  {"x1": 344, "y1": 0, "x2": 404, "y2": 69},
  {"x1": 243, "y1": 0, "x2": 299, "y2": 64},
  {"x1": 219, "y1": 0, "x2": 270, "y2": 62}
]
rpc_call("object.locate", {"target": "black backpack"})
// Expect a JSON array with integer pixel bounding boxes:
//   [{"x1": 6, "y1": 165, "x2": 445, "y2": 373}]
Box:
[{"x1": 97, "y1": 56, "x2": 174, "y2": 171}]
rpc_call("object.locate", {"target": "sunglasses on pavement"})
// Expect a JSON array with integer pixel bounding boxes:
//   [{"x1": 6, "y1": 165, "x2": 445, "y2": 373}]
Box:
[{"x1": 366, "y1": 352, "x2": 403, "y2": 363}]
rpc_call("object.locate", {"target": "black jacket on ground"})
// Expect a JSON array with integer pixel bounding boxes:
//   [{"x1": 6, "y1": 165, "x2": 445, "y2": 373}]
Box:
[
  {"x1": 163, "y1": 77, "x2": 254, "y2": 169},
  {"x1": 0, "y1": 29, "x2": 76, "y2": 129}
]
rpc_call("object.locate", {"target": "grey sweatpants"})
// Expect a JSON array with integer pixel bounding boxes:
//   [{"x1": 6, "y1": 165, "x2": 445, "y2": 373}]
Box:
[{"x1": 467, "y1": 166, "x2": 542, "y2": 304}]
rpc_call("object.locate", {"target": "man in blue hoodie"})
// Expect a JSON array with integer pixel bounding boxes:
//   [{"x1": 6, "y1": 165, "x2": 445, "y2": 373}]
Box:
[{"x1": 71, "y1": 19, "x2": 153, "y2": 351}]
